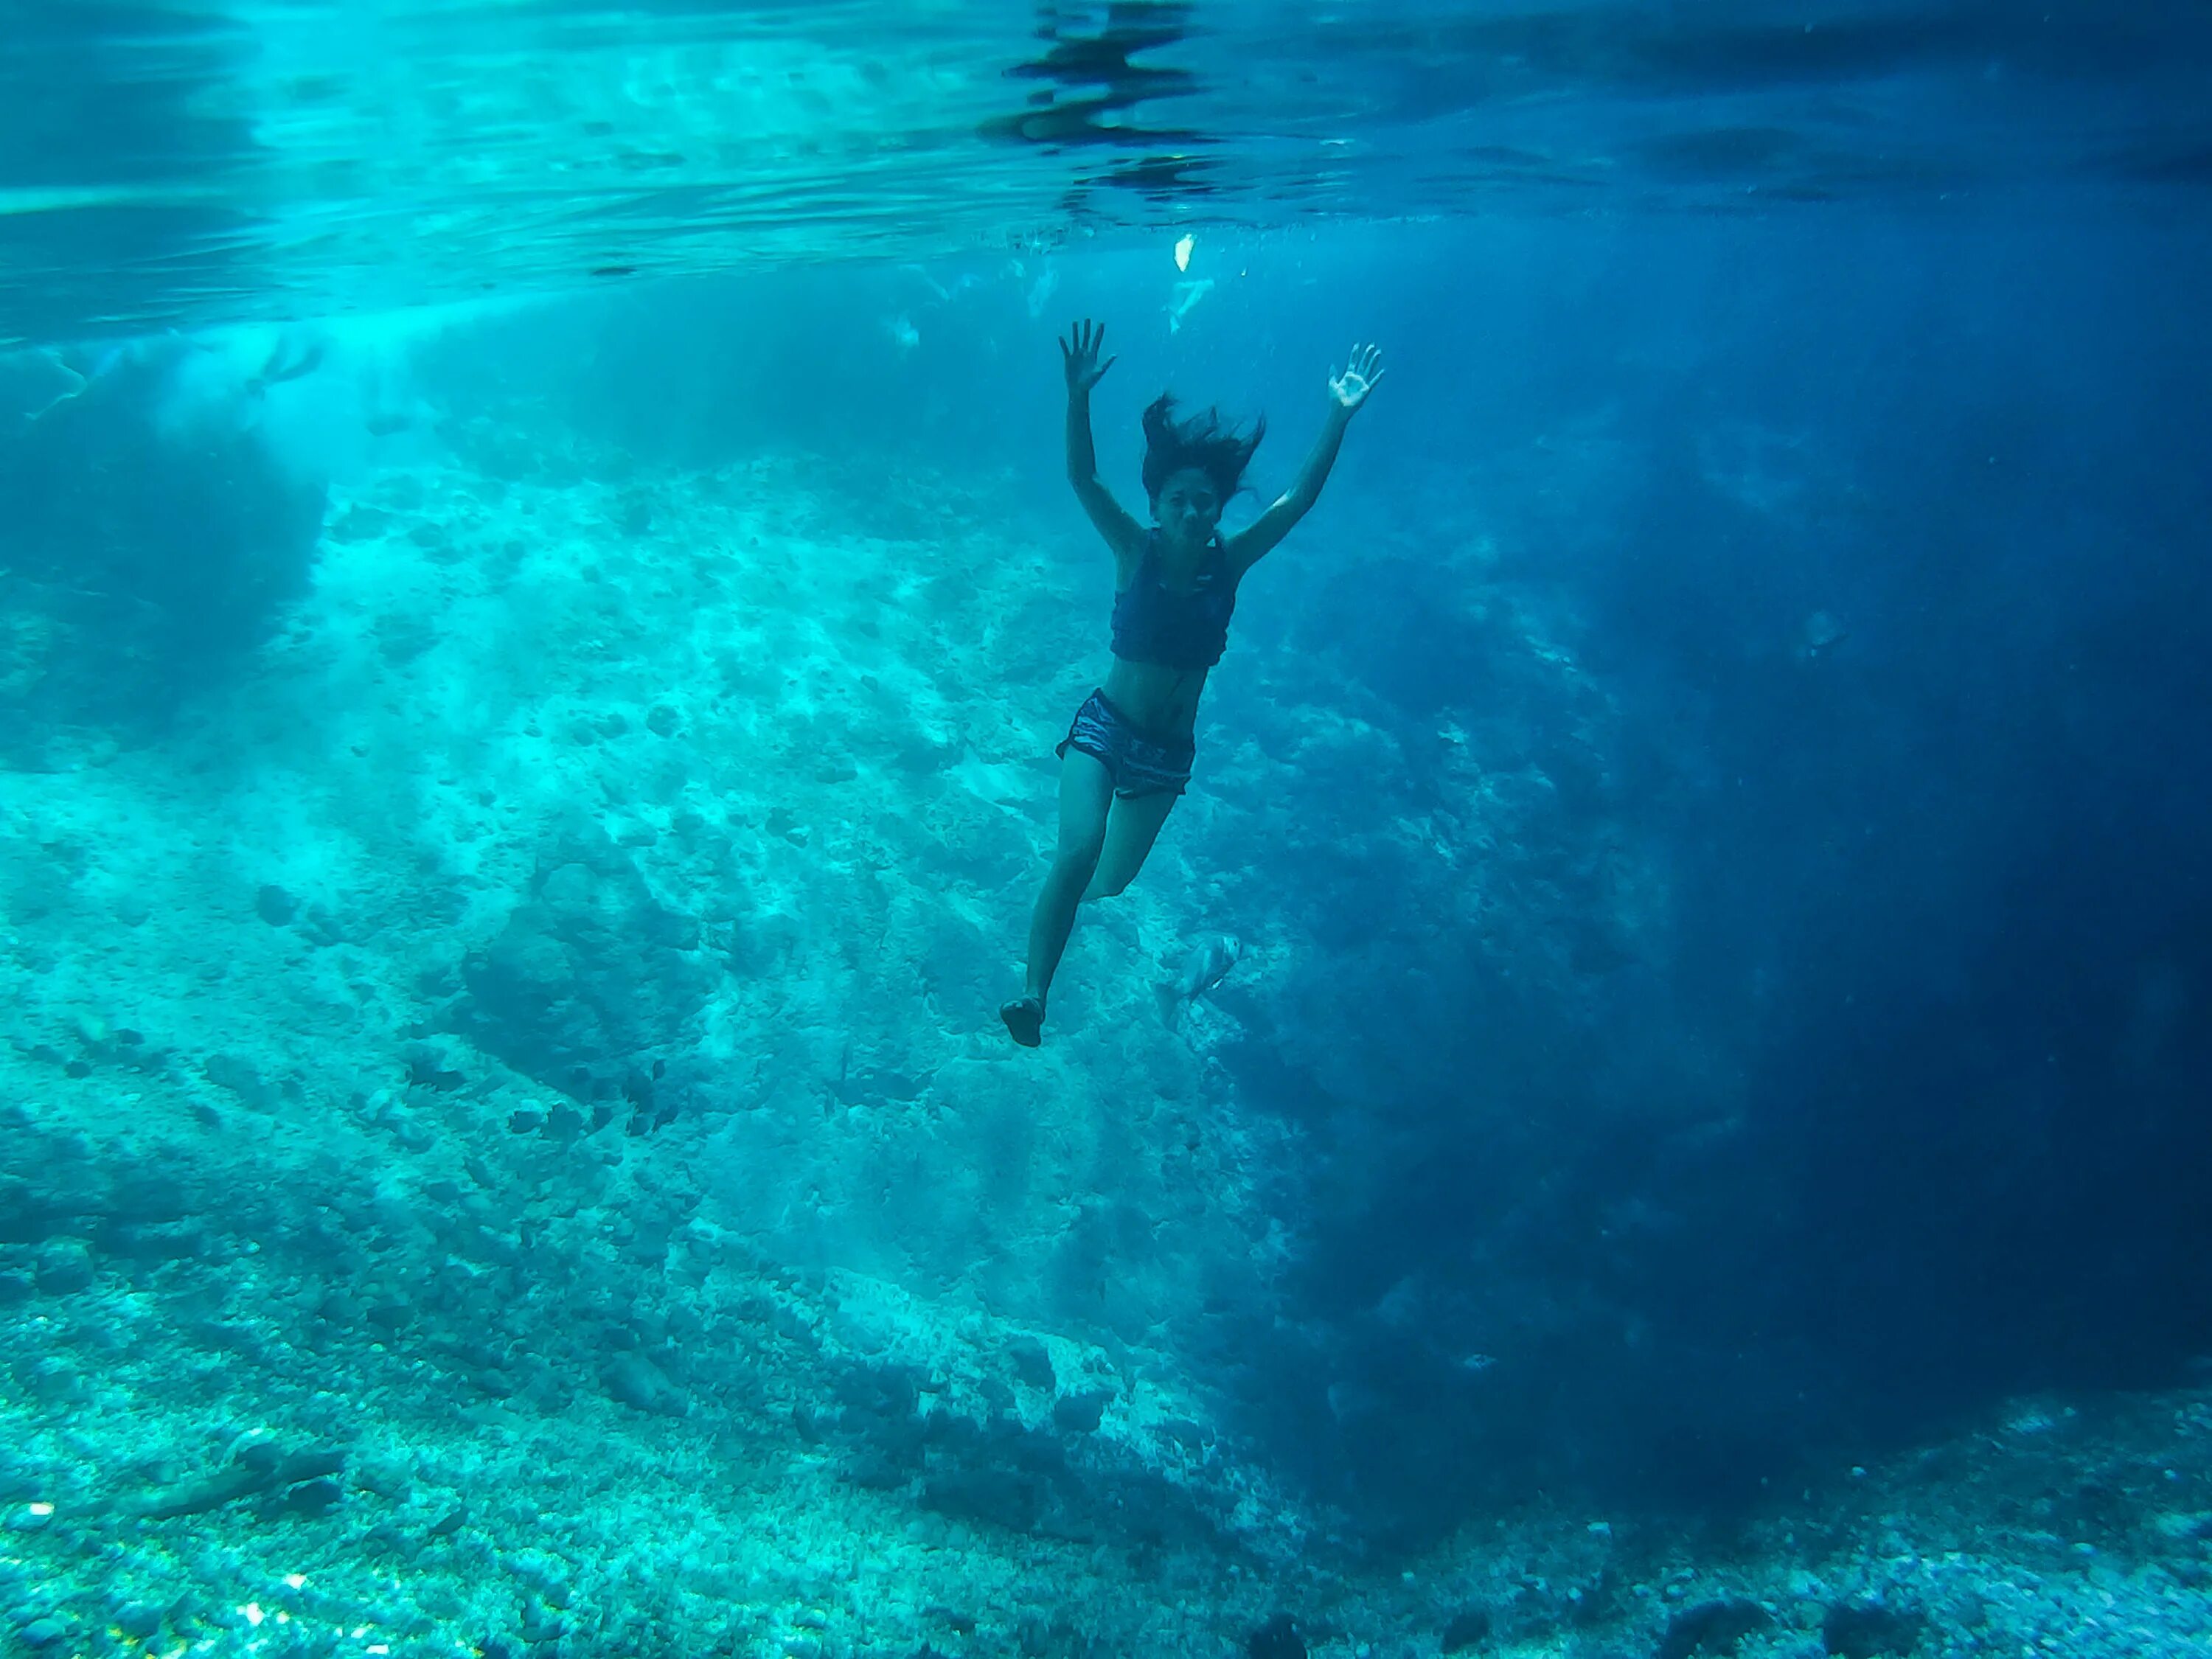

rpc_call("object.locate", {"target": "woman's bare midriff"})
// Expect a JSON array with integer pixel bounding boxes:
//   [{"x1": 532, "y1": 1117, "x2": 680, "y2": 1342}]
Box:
[{"x1": 1102, "y1": 655, "x2": 1210, "y2": 746}]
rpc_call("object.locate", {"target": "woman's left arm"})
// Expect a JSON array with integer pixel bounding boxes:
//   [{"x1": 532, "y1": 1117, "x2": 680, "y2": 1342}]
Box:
[{"x1": 1226, "y1": 343, "x2": 1384, "y2": 576}]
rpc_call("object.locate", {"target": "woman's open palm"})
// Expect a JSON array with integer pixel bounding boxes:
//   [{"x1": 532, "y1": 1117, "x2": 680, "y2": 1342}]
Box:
[
  {"x1": 1061, "y1": 319, "x2": 1116, "y2": 394},
  {"x1": 1329, "y1": 343, "x2": 1385, "y2": 412}
]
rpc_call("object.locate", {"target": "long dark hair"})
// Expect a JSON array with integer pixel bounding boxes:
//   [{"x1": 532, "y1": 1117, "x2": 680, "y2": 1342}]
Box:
[{"x1": 1141, "y1": 394, "x2": 1265, "y2": 504}]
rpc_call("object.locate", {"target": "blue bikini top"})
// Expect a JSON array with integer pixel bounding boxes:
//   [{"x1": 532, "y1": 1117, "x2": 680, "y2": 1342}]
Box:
[{"x1": 1110, "y1": 532, "x2": 1238, "y2": 670}]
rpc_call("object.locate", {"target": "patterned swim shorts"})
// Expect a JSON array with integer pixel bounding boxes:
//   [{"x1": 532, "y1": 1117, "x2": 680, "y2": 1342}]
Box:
[{"x1": 1056, "y1": 689, "x2": 1195, "y2": 799}]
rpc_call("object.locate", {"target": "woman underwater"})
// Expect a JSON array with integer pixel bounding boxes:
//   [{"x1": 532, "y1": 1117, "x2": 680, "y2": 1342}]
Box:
[{"x1": 1001, "y1": 319, "x2": 1383, "y2": 1046}]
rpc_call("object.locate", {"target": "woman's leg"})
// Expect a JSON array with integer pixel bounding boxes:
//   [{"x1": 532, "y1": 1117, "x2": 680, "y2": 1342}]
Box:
[
  {"x1": 1002, "y1": 749, "x2": 1114, "y2": 1045},
  {"x1": 1085, "y1": 787, "x2": 1178, "y2": 899}
]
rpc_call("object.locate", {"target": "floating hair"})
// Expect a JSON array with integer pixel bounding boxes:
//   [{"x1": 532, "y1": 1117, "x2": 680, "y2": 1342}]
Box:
[{"x1": 1141, "y1": 393, "x2": 1266, "y2": 504}]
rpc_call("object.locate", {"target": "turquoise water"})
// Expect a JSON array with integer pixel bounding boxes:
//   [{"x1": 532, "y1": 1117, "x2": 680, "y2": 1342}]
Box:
[
  {"x1": 3, "y1": 5, "x2": 2211, "y2": 1659},
  {"x1": 7, "y1": 0, "x2": 2211, "y2": 335}
]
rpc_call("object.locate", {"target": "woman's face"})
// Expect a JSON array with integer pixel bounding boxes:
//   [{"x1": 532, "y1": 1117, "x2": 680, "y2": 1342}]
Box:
[{"x1": 1154, "y1": 467, "x2": 1222, "y2": 546}]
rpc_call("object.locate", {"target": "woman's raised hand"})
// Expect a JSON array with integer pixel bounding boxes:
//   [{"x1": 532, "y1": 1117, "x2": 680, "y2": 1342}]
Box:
[
  {"x1": 1060, "y1": 319, "x2": 1116, "y2": 394},
  {"x1": 1328, "y1": 342, "x2": 1385, "y2": 414}
]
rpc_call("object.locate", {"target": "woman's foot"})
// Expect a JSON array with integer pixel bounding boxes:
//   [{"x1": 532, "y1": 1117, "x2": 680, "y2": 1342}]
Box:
[{"x1": 1000, "y1": 995, "x2": 1045, "y2": 1048}]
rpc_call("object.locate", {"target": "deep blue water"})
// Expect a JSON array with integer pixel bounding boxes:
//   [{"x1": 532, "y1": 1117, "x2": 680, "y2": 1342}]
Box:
[
  {"x1": 413, "y1": 210, "x2": 2212, "y2": 1525},
  {"x1": 1, "y1": 1, "x2": 2210, "y2": 1650}
]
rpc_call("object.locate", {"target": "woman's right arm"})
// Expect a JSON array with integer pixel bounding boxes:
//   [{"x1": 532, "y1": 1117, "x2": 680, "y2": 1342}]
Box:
[{"x1": 1060, "y1": 320, "x2": 1146, "y2": 575}]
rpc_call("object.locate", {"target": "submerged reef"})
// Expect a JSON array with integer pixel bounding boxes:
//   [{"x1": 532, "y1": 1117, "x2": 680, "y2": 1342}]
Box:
[
  {"x1": 0, "y1": 339, "x2": 326, "y2": 765},
  {"x1": 1, "y1": 396, "x2": 2207, "y2": 1654}
]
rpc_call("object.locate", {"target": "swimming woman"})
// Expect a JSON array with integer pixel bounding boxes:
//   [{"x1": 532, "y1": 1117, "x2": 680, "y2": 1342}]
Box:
[{"x1": 1000, "y1": 319, "x2": 1383, "y2": 1047}]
